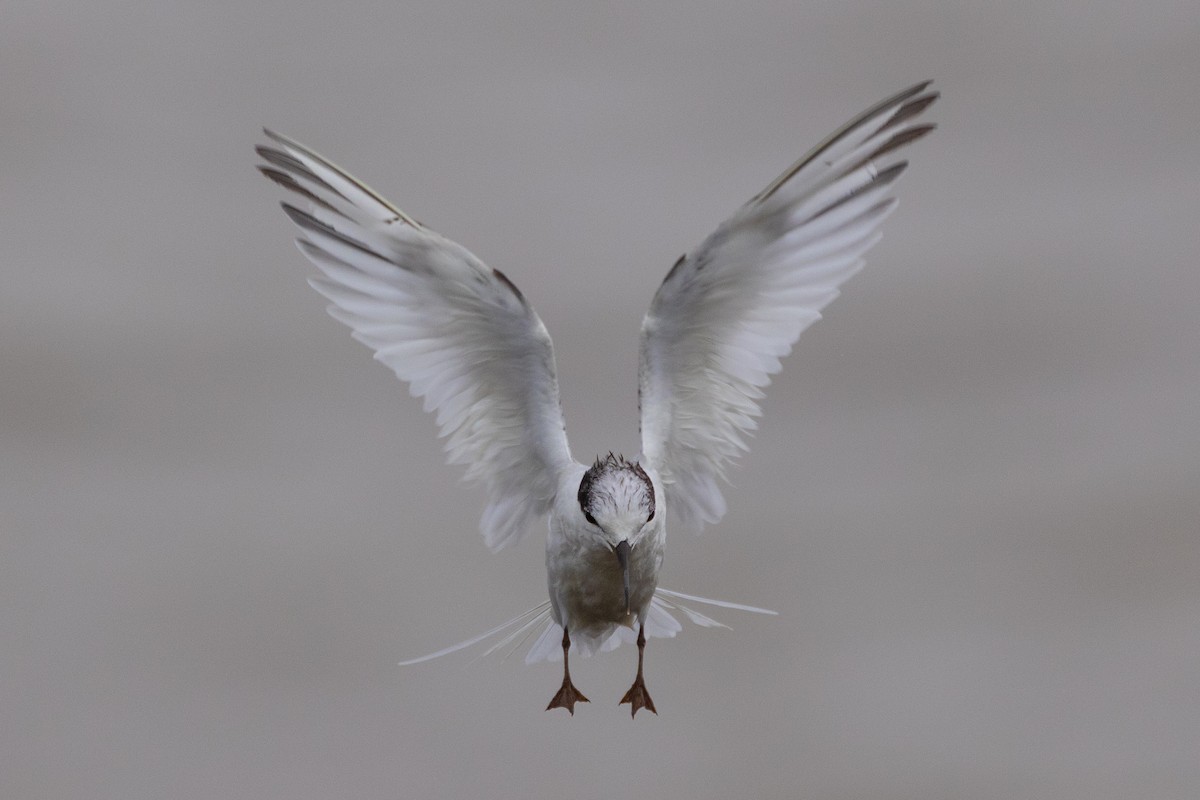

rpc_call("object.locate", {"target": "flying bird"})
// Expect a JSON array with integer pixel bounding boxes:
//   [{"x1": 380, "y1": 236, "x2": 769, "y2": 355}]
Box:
[{"x1": 256, "y1": 81, "x2": 937, "y2": 717}]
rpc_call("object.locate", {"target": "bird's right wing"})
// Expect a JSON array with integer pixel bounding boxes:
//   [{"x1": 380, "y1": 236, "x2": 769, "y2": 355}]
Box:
[
  {"x1": 257, "y1": 131, "x2": 576, "y2": 550},
  {"x1": 639, "y1": 82, "x2": 937, "y2": 533}
]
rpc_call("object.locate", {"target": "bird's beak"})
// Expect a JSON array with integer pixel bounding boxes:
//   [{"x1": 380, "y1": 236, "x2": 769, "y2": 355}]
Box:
[{"x1": 614, "y1": 540, "x2": 631, "y2": 614}]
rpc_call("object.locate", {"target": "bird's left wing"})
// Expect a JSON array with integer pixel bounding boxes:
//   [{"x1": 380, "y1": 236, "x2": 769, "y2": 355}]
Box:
[
  {"x1": 257, "y1": 130, "x2": 575, "y2": 550},
  {"x1": 639, "y1": 82, "x2": 937, "y2": 534}
]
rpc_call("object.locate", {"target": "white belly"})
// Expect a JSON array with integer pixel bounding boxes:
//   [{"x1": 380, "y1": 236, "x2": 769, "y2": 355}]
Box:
[{"x1": 545, "y1": 527, "x2": 663, "y2": 643}]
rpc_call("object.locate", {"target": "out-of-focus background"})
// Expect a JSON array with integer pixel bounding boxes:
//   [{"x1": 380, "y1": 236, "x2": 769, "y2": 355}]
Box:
[{"x1": 4, "y1": 2, "x2": 1197, "y2": 798}]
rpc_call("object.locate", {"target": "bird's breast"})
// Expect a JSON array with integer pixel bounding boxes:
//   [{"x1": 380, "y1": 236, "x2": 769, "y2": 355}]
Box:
[{"x1": 545, "y1": 528, "x2": 663, "y2": 636}]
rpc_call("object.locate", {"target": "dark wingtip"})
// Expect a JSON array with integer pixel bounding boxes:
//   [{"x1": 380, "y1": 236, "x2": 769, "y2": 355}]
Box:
[
  {"x1": 663, "y1": 252, "x2": 688, "y2": 283},
  {"x1": 886, "y1": 92, "x2": 939, "y2": 131},
  {"x1": 279, "y1": 201, "x2": 311, "y2": 227},
  {"x1": 868, "y1": 123, "x2": 937, "y2": 163},
  {"x1": 873, "y1": 160, "x2": 909, "y2": 186},
  {"x1": 262, "y1": 128, "x2": 294, "y2": 147},
  {"x1": 491, "y1": 267, "x2": 526, "y2": 304},
  {"x1": 903, "y1": 79, "x2": 934, "y2": 97},
  {"x1": 886, "y1": 80, "x2": 935, "y2": 109}
]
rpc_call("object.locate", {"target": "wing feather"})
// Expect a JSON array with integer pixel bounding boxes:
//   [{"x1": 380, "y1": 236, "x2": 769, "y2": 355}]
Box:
[
  {"x1": 639, "y1": 83, "x2": 937, "y2": 533},
  {"x1": 258, "y1": 132, "x2": 576, "y2": 550}
]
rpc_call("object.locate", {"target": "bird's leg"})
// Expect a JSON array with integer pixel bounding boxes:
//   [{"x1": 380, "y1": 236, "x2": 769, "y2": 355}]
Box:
[
  {"x1": 546, "y1": 626, "x2": 589, "y2": 714},
  {"x1": 619, "y1": 623, "x2": 657, "y2": 717}
]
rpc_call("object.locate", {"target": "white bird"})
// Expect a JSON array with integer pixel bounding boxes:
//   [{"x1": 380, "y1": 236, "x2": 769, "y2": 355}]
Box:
[{"x1": 257, "y1": 81, "x2": 937, "y2": 716}]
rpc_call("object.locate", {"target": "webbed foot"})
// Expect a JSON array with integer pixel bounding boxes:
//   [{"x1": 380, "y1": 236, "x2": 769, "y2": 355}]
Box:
[
  {"x1": 619, "y1": 675, "x2": 656, "y2": 717},
  {"x1": 547, "y1": 679, "x2": 590, "y2": 715}
]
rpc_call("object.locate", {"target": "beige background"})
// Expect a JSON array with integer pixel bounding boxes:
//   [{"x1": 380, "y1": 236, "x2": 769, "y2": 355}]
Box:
[{"x1": 4, "y1": 2, "x2": 1198, "y2": 798}]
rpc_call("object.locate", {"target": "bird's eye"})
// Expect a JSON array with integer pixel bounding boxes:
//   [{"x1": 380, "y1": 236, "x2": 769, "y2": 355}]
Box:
[
  {"x1": 584, "y1": 511, "x2": 598, "y2": 526},
  {"x1": 646, "y1": 508, "x2": 655, "y2": 522}
]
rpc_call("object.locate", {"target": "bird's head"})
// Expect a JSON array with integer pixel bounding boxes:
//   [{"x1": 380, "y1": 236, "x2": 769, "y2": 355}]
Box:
[{"x1": 577, "y1": 454, "x2": 657, "y2": 612}]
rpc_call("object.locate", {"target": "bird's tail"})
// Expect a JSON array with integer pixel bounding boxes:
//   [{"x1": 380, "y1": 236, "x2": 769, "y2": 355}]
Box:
[{"x1": 397, "y1": 588, "x2": 776, "y2": 667}]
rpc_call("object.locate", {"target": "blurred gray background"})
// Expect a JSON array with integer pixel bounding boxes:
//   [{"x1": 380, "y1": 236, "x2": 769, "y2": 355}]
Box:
[{"x1": 3, "y1": 2, "x2": 1198, "y2": 798}]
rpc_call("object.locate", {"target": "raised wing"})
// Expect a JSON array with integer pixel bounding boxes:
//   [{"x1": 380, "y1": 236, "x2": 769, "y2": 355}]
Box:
[
  {"x1": 639, "y1": 82, "x2": 937, "y2": 533},
  {"x1": 257, "y1": 130, "x2": 576, "y2": 550}
]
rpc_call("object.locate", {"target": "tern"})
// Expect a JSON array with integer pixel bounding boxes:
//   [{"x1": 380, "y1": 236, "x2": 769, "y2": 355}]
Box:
[{"x1": 257, "y1": 81, "x2": 937, "y2": 716}]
